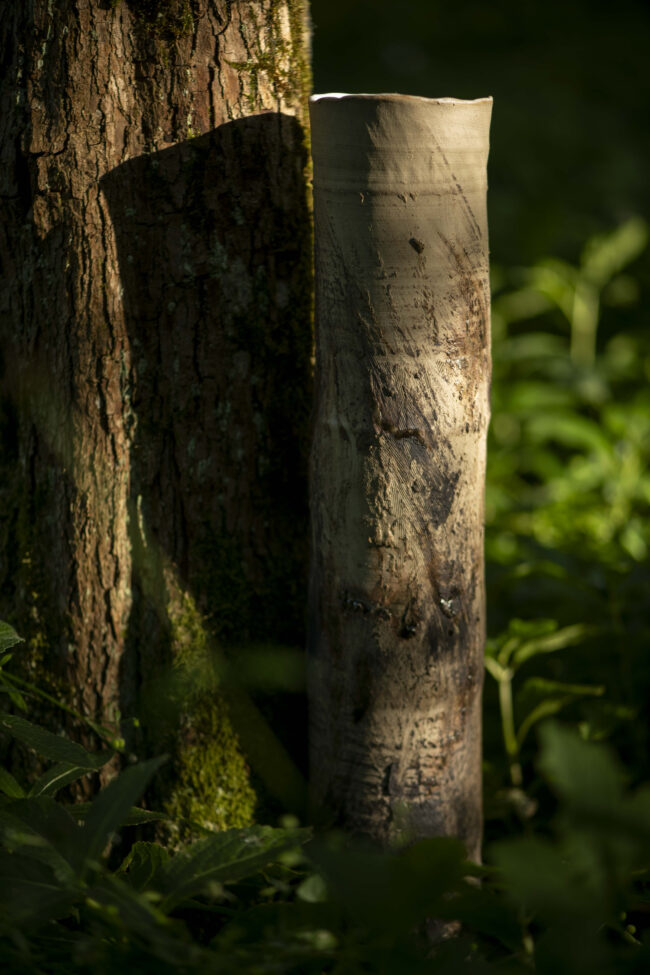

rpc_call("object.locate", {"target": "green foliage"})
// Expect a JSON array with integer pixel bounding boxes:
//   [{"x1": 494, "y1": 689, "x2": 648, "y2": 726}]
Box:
[
  {"x1": 0, "y1": 665, "x2": 311, "y2": 972},
  {"x1": 4, "y1": 662, "x2": 650, "y2": 972}
]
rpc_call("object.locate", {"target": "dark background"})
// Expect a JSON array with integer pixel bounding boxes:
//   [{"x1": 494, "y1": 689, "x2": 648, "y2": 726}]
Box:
[{"x1": 310, "y1": 0, "x2": 649, "y2": 266}]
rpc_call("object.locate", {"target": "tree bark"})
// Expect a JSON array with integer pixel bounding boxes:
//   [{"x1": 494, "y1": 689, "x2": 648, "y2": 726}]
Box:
[
  {"x1": 0, "y1": 0, "x2": 312, "y2": 827},
  {"x1": 308, "y1": 94, "x2": 492, "y2": 859}
]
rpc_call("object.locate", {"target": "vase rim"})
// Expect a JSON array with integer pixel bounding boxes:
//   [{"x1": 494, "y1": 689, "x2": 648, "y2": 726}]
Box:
[{"x1": 310, "y1": 93, "x2": 493, "y2": 105}]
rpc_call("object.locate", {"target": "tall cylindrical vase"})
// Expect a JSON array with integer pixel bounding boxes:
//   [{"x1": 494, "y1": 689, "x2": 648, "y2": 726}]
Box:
[{"x1": 308, "y1": 93, "x2": 492, "y2": 860}]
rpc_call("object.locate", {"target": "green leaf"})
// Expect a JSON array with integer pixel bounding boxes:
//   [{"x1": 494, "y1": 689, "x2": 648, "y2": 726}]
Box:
[
  {"x1": 0, "y1": 766, "x2": 25, "y2": 798},
  {"x1": 492, "y1": 835, "x2": 593, "y2": 921},
  {"x1": 1, "y1": 683, "x2": 27, "y2": 711},
  {"x1": 581, "y1": 217, "x2": 648, "y2": 287},
  {"x1": 69, "y1": 802, "x2": 168, "y2": 826},
  {"x1": 29, "y1": 762, "x2": 99, "y2": 798},
  {"x1": 119, "y1": 840, "x2": 169, "y2": 892},
  {"x1": 493, "y1": 286, "x2": 551, "y2": 325},
  {"x1": 0, "y1": 712, "x2": 110, "y2": 770},
  {"x1": 487, "y1": 618, "x2": 559, "y2": 669},
  {"x1": 296, "y1": 872, "x2": 327, "y2": 903},
  {"x1": 512, "y1": 623, "x2": 591, "y2": 668},
  {"x1": 527, "y1": 413, "x2": 613, "y2": 458},
  {"x1": 0, "y1": 797, "x2": 80, "y2": 878},
  {"x1": 537, "y1": 723, "x2": 626, "y2": 808},
  {"x1": 159, "y1": 825, "x2": 311, "y2": 913},
  {"x1": 516, "y1": 697, "x2": 574, "y2": 747},
  {"x1": 0, "y1": 621, "x2": 24, "y2": 655},
  {"x1": 516, "y1": 678, "x2": 605, "y2": 746},
  {"x1": 76, "y1": 755, "x2": 167, "y2": 871},
  {"x1": 526, "y1": 258, "x2": 578, "y2": 321},
  {"x1": 81, "y1": 873, "x2": 189, "y2": 963},
  {"x1": 0, "y1": 852, "x2": 78, "y2": 926}
]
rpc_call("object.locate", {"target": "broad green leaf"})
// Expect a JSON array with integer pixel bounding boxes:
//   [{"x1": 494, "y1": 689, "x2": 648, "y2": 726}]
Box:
[
  {"x1": 0, "y1": 766, "x2": 25, "y2": 798},
  {"x1": 159, "y1": 825, "x2": 310, "y2": 913},
  {"x1": 119, "y1": 840, "x2": 169, "y2": 892},
  {"x1": 538, "y1": 723, "x2": 627, "y2": 809},
  {"x1": 540, "y1": 727, "x2": 650, "y2": 849},
  {"x1": 0, "y1": 712, "x2": 110, "y2": 770},
  {"x1": 76, "y1": 755, "x2": 166, "y2": 871},
  {"x1": 0, "y1": 621, "x2": 23, "y2": 654},
  {"x1": 29, "y1": 762, "x2": 99, "y2": 798},
  {"x1": 492, "y1": 835, "x2": 605, "y2": 923}
]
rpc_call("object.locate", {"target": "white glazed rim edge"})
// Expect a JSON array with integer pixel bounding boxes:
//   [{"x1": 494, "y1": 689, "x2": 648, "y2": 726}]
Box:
[{"x1": 310, "y1": 93, "x2": 493, "y2": 105}]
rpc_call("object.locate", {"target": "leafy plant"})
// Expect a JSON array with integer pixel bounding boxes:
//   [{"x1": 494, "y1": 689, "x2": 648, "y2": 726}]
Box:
[
  {"x1": 485, "y1": 618, "x2": 600, "y2": 788},
  {"x1": 485, "y1": 216, "x2": 650, "y2": 804},
  {"x1": 493, "y1": 217, "x2": 648, "y2": 367}
]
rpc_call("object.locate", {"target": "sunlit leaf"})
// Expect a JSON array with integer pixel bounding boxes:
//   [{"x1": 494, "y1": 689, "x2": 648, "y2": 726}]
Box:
[
  {"x1": 159, "y1": 825, "x2": 310, "y2": 913},
  {"x1": 0, "y1": 767, "x2": 25, "y2": 799},
  {"x1": 0, "y1": 622, "x2": 23, "y2": 655},
  {"x1": 29, "y1": 762, "x2": 99, "y2": 798}
]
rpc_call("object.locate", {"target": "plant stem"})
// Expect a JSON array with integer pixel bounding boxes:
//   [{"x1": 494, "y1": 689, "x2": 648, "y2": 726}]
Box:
[{"x1": 497, "y1": 672, "x2": 523, "y2": 787}]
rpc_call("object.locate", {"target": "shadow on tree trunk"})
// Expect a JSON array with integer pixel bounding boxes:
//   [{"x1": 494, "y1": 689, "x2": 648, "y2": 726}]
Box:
[{"x1": 100, "y1": 111, "x2": 312, "y2": 827}]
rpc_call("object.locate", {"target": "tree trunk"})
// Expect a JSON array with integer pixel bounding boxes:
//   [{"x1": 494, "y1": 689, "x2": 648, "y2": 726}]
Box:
[
  {"x1": 0, "y1": 0, "x2": 312, "y2": 828},
  {"x1": 308, "y1": 94, "x2": 492, "y2": 859}
]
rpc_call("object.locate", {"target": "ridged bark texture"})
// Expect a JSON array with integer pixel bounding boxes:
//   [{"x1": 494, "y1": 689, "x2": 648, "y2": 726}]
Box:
[
  {"x1": 0, "y1": 0, "x2": 312, "y2": 825},
  {"x1": 309, "y1": 94, "x2": 492, "y2": 859}
]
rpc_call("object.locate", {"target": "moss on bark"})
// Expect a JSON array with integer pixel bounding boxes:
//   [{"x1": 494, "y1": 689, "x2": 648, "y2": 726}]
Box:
[{"x1": 162, "y1": 586, "x2": 255, "y2": 836}]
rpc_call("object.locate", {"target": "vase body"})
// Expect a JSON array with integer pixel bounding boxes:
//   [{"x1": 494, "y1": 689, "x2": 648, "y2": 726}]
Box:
[{"x1": 309, "y1": 93, "x2": 492, "y2": 858}]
